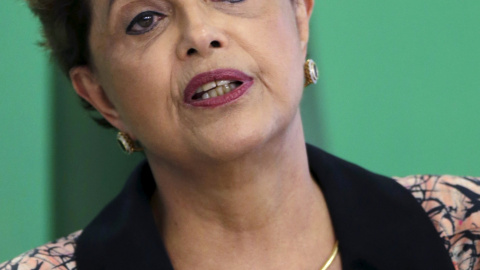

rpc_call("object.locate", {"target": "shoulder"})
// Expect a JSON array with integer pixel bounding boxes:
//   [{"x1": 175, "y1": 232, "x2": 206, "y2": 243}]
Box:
[
  {"x1": 0, "y1": 230, "x2": 81, "y2": 270},
  {"x1": 394, "y1": 175, "x2": 480, "y2": 270}
]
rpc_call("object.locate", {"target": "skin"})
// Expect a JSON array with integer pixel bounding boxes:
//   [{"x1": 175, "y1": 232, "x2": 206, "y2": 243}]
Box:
[{"x1": 70, "y1": 0, "x2": 341, "y2": 269}]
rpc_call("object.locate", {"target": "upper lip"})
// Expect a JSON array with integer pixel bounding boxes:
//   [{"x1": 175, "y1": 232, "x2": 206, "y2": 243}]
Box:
[{"x1": 184, "y1": 69, "x2": 253, "y2": 102}]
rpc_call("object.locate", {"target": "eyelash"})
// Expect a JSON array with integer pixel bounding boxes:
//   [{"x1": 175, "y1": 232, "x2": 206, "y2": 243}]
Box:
[
  {"x1": 222, "y1": 0, "x2": 245, "y2": 3},
  {"x1": 126, "y1": 11, "x2": 165, "y2": 35},
  {"x1": 212, "y1": 0, "x2": 245, "y2": 4},
  {"x1": 125, "y1": 0, "x2": 244, "y2": 35}
]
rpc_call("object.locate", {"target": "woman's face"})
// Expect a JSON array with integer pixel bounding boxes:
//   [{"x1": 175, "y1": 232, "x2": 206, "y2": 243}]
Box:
[{"x1": 76, "y1": 0, "x2": 313, "y2": 164}]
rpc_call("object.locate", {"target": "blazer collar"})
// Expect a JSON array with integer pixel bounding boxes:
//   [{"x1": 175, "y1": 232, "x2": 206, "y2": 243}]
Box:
[
  {"x1": 75, "y1": 160, "x2": 174, "y2": 270},
  {"x1": 75, "y1": 144, "x2": 453, "y2": 270},
  {"x1": 305, "y1": 144, "x2": 453, "y2": 269}
]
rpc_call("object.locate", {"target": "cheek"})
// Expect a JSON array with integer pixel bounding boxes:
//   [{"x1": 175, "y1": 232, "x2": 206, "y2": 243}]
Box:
[
  {"x1": 251, "y1": 8, "x2": 305, "y2": 103},
  {"x1": 97, "y1": 41, "x2": 181, "y2": 134}
]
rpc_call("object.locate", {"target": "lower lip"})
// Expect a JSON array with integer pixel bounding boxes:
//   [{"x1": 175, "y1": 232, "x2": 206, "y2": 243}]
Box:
[{"x1": 186, "y1": 80, "x2": 254, "y2": 108}]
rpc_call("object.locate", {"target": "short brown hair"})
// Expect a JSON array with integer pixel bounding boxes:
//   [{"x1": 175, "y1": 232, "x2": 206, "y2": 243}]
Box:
[
  {"x1": 27, "y1": 0, "x2": 115, "y2": 127},
  {"x1": 27, "y1": 0, "x2": 91, "y2": 75}
]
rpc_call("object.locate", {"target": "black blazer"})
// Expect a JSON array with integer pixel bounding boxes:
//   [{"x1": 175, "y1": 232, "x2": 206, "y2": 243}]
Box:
[{"x1": 76, "y1": 144, "x2": 454, "y2": 269}]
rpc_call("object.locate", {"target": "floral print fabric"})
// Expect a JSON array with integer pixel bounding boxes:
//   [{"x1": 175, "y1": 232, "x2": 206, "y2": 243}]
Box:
[
  {"x1": 394, "y1": 175, "x2": 480, "y2": 270},
  {"x1": 0, "y1": 231, "x2": 80, "y2": 270}
]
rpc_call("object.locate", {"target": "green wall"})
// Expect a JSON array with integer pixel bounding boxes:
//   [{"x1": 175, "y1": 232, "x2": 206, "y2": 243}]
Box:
[
  {"x1": 1, "y1": 0, "x2": 479, "y2": 262},
  {"x1": 0, "y1": 0, "x2": 142, "y2": 262},
  {"x1": 303, "y1": 0, "x2": 480, "y2": 176},
  {"x1": 50, "y1": 70, "x2": 143, "y2": 238},
  {"x1": 0, "y1": 0, "x2": 52, "y2": 261}
]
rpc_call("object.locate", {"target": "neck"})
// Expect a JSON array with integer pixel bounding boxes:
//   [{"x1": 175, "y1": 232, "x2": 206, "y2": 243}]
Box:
[{"x1": 147, "y1": 113, "x2": 336, "y2": 269}]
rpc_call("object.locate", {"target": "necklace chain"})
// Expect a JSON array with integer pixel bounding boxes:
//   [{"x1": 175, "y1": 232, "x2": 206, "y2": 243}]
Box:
[{"x1": 320, "y1": 241, "x2": 339, "y2": 270}]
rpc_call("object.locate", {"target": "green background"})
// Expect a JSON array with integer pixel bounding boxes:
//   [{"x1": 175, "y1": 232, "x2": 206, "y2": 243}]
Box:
[{"x1": 1, "y1": 0, "x2": 479, "y2": 262}]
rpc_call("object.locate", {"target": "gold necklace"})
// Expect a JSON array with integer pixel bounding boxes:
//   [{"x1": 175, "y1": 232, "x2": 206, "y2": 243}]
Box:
[{"x1": 320, "y1": 241, "x2": 339, "y2": 270}]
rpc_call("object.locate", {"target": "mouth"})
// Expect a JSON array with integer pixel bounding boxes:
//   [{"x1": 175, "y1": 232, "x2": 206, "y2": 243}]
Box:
[{"x1": 184, "y1": 69, "x2": 254, "y2": 107}]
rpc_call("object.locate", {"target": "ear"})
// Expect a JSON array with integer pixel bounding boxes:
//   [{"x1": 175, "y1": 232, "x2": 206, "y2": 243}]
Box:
[
  {"x1": 294, "y1": 0, "x2": 315, "y2": 56},
  {"x1": 69, "y1": 66, "x2": 127, "y2": 132}
]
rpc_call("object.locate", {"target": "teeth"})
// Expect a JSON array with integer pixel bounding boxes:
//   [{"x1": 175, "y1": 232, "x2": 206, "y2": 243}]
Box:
[
  {"x1": 195, "y1": 81, "x2": 242, "y2": 100},
  {"x1": 216, "y1": 86, "x2": 224, "y2": 95},
  {"x1": 208, "y1": 89, "x2": 218, "y2": 97},
  {"x1": 223, "y1": 84, "x2": 231, "y2": 93},
  {"x1": 198, "y1": 80, "x2": 232, "y2": 93},
  {"x1": 202, "y1": 81, "x2": 217, "y2": 91},
  {"x1": 216, "y1": 80, "x2": 230, "y2": 86}
]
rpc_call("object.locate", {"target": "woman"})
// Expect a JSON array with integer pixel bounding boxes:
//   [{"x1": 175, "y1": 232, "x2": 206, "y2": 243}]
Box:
[{"x1": 1, "y1": 0, "x2": 478, "y2": 269}]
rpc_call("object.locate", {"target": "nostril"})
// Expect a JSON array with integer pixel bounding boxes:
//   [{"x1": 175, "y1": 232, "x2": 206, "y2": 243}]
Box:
[
  {"x1": 210, "y1": 40, "x2": 221, "y2": 48},
  {"x1": 187, "y1": 48, "x2": 196, "y2": 55}
]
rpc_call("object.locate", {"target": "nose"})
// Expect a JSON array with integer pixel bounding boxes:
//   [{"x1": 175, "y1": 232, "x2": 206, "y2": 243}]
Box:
[{"x1": 176, "y1": 7, "x2": 227, "y2": 59}]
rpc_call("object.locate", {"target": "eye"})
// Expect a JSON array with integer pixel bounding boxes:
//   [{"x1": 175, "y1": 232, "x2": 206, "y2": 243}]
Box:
[{"x1": 126, "y1": 11, "x2": 165, "y2": 35}]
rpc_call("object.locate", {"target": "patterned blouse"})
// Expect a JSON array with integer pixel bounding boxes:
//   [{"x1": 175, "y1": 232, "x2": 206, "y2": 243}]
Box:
[{"x1": 1, "y1": 175, "x2": 479, "y2": 270}]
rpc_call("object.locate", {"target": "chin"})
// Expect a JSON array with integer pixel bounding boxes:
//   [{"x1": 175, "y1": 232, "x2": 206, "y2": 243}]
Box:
[
  {"x1": 195, "y1": 128, "x2": 272, "y2": 163},
  {"x1": 193, "y1": 112, "x2": 297, "y2": 163}
]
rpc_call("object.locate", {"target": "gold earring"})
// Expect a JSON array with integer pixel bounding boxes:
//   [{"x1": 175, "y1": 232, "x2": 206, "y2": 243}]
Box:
[
  {"x1": 116, "y1": 132, "x2": 143, "y2": 155},
  {"x1": 304, "y1": 59, "x2": 319, "y2": 87}
]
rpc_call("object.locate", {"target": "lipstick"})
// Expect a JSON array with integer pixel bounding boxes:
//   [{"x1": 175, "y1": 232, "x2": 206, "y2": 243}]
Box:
[{"x1": 184, "y1": 69, "x2": 254, "y2": 107}]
